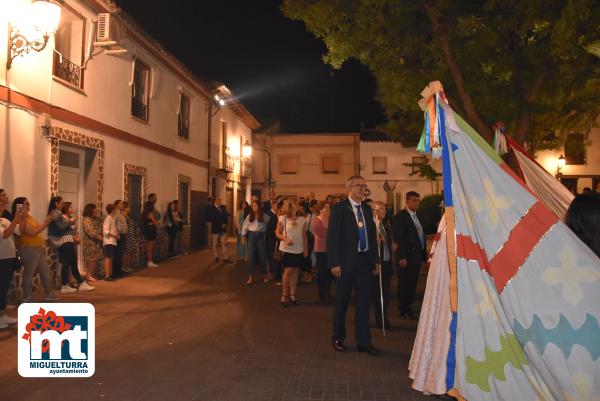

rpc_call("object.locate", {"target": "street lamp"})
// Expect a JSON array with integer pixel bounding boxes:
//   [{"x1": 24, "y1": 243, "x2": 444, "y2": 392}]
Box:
[
  {"x1": 6, "y1": 0, "x2": 61, "y2": 69},
  {"x1": 242, "y1": 140, "x2": 252, "y2": 159},
  {"x1": 556, "y1": 154, "x2": 566, "y2": 180}
]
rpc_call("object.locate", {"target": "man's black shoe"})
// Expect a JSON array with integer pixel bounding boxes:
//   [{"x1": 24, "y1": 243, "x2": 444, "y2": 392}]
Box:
[
  {"x1": 332, "y1": 340, "x2": 346, "y2": 352},
  {"x1": 356, "y1": 345, "x2": 381, "y2": 356}
]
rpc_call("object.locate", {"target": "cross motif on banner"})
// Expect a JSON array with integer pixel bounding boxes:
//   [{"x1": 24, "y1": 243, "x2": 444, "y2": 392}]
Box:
[
  {"x1": 471, "y1": 177, "x2": 512, "y2": 230},
  {"x1": 542, "y1": 247, "x2": 599, "y2": 306}
]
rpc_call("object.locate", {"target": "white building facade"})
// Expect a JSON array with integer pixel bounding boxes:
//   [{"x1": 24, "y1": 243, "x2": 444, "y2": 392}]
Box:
[{"x1": 0, "y1": 0, "x2": 258, "y2": 294}]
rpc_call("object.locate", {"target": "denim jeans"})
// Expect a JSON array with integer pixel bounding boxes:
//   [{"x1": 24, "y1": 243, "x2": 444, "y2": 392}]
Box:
[{"x1": 246, "y1": 231, "x2": 267, "y2": 275}]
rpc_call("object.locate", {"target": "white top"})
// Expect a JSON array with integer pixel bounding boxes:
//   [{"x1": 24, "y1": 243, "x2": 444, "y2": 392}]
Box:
[
  {"x1": 278, "y1": 215, "x2": 307, "y2": 254},
  {"x1": 349, "y1": 197, "x2": 369, "y2": 252},
  {"x1": 242, "y1": 214, "x2": 270, "y2": 235},
  {"x1": 0, "y1": 217, "x2": 19, "y2": 259},
  {"x1": 103, "y1": 214, "x2": 118, "y2": 246}
]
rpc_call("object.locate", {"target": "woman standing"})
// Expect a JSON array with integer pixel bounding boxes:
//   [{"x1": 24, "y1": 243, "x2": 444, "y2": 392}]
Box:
[
  {"x1": 242, "y1": 201, "x2": 270, "y2": 285},
  {"x1": 0, "y1": 195, "x2": 24, "y2": 328},
  {"x1": 12, "y1": 197, "x2": 58, "y2": 302},
  {"x1": 312, "y1": 201, "x2": 332, "y2": 304},
  {"x1": 172, "y1": 201, "x2": 184, "y2": 256},
  {"x1": 165, "y1": 201, "x2": 178, "y2": 258},
  {"x1": 236, "y1": 200, "x2": 249, "y2": 262},
  {"x1": 103, "y1": 203, "x2": 119, "y2": 281},
  {"x1": 48, "y1": 197, "x2": 94, "y2": 293},
  {"x1": 82, "y1": 203, "x2": 103, "y2": 281},
  {"x1": 275, "y1": 200, "x2": 308, "y2": 307},
  {"x1": 141, "y1": 201, "x2": 159, "y2": 267}
]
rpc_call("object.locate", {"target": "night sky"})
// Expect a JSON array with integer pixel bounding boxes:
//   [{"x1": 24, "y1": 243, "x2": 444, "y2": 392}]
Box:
[{"x1": 117, "y1": 0, "x2": 385, "y2": 132}]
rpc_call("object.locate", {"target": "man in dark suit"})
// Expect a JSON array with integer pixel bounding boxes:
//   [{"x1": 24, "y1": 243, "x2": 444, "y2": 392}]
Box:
[
  {"x1": 371, "y1": 202, "x2": 394, "y2": 331},
  {"x1": 264, "y1": 200, "x2": 279, "y2": 281},
  {"x1": 327, "y1": 176, "x2": 381, "y2": 355},
  {"x1": 392, "y1": 191, "x2": 427, "y2": 319}
]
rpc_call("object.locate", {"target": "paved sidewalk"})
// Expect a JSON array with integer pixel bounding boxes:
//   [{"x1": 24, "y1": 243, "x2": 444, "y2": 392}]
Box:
[{"x1": 0, "y1": 245, "x2": 433, "y2": 401}]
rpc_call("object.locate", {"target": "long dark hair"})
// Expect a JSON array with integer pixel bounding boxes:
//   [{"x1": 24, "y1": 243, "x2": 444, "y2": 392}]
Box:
[
  {"x1": 82, "y1": 203, "x2": 97, "y2": 218},
  {"x1": 248, "y1": 201, "x2": 264, "y2": 223},
  {"x1": 566, "y1": 192, "x2": 600, "y2": 257},
  {"x1": 48, "y1": 196, "x2": 62, "y2": 214},
  {"x1": 11, "y1": 197, "x2": 27, "y2": 217},
  {"x1": 141, "y1": 201, "x2": 154, "y2": 221}
]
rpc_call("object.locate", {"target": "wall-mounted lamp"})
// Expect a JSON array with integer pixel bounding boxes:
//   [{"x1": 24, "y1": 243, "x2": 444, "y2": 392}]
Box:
[
  {"x1": 6, "y1": 0, "x2": 61, "y2": 69},
  {"x1": 38, "y1": 112, "x2": 53, "y2": 138},
  {"x1": 242, "y1": 140, "x2": 252, "y2": 159},
  {"x1": 556, "y1": 154, "x2": 566, "y2": 180}
]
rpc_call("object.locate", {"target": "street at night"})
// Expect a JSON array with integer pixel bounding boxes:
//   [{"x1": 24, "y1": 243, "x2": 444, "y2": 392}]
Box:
[{"x1": 0, "y1": 244, "x2": 431, "y2": 401}]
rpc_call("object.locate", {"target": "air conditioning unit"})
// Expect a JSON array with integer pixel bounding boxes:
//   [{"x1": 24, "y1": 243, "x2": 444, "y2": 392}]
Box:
[{"x1": 95, "y1": 13, "x2": 121, "y2": 46}]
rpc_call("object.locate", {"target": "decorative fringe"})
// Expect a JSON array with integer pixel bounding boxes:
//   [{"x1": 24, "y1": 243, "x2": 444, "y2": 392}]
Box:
[
  {"x1": 493, "y1": 121, "x2": 508, "y2": 156},
  {"x1": 417, "y1": 82, "x2": 448, "y2": 159}
]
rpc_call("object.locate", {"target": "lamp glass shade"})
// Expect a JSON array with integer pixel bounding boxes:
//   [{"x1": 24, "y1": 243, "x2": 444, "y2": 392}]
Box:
[
  {"x1": 30, "y1": 0, "x2": 61, "y2": 36},
  {"x1": 557, "y1": 155, "x2": 566, "y2": 167},
  {"x1": 242, "y1": 141, "x2": 252, "y2": 158}
]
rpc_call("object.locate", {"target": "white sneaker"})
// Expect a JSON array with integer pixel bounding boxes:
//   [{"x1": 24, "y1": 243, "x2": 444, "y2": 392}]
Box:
[
  {"x1": 0, "y1": 322, "x2": 8, "y2": 329},
  {"x1": 78, "y1": 281, "x2": 95, "y2": 291},
  {"x1": 0, "y1": 314, "x2": 18, "y2": 325},
  {"x1": 147, "y1": 261, "x2": 159, "y2": 267},
  {"x1": 60, "y1": 285, "x2": 77, "y2": 294}
]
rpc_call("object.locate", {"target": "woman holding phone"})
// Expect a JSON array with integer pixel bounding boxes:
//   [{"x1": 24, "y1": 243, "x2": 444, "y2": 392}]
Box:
[{"x1": 12, "y1": 197, "x2": 59, "y2": 302}]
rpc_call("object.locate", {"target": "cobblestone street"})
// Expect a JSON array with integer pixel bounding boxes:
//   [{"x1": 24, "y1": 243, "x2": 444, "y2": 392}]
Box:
[{"x1": 0, "y1": 245, "x2": 432, "y2": 401}]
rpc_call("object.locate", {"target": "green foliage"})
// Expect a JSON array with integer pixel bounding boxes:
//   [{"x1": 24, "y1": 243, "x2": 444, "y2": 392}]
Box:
[
  {"x1": 417, "y1": 194, "x2": 443, "y2": 235},
  {"x1": 282, "y1": 0, "x2": 600, "y2": 149},
  {"x1": 402, "y1": 156, "x2": 441, "y2": 182}
]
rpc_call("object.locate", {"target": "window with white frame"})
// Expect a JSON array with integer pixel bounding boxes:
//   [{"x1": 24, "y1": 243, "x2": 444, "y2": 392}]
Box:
[
  {"x1": 131, "y1": 60, "x2": 150, "y2": 121},
  {"x1": 280, "y1": 156, "x2": 298, "y2": 174},
  {"x1": 373, "y1": 156, "x2": 387, "y2": 174},
  {"x1": 322, "y1": 155, "x2": 341, "y2": 174},
  {"x1": 53, "y1": 6, "x2": 85, "y2": 88},
  {"x1": 178, "y1": 92, "x2": 190, "y2": 139}
]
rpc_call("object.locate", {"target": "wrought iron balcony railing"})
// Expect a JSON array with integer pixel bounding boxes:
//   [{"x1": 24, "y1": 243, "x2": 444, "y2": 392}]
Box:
[{"x1": 53, "y1": 50, "x2": 83, "y2": 89}]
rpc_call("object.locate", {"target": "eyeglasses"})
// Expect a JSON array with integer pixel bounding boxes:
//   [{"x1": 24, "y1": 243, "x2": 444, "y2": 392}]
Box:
[{"x1": 350, "y1": 184, "x2": 368, "y2": 189}]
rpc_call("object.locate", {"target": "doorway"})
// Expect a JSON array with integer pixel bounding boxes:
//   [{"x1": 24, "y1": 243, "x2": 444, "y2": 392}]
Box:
[{"x1": 58, "y1": 145, "x2": 84, "y2": 270}]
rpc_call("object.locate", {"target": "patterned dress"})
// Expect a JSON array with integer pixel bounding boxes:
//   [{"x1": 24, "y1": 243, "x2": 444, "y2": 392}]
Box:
[{"x1": 82, "y1": 216, "x2": 102, "y2": 262}]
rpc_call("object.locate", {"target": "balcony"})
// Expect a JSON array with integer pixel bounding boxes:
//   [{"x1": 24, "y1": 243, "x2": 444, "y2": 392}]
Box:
[
  {"x1": 222, "y1": 153, "x2": 235, "y2": 173},
  {"x1": 53, "y1": 50, "x2": 84, "y2": 89}
]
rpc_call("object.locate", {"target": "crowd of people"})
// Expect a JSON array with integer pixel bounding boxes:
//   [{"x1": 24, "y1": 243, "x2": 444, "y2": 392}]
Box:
[
  {"x1": 0, "y1": 189, "x2": 186, "y2": 329},
  {"x1": 205, "y1": 184, "x2": 429, "y2": 332},
  {"x1": 1, "y1": 180, "x2": 599, "y2": 342}
]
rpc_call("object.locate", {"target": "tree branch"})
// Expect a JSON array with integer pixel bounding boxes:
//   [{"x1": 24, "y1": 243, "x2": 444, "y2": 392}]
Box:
[
  {"x1": 423, "y1": 3, "x2": 492, "y2": 142},
  {"x1": 514, "y1": 71, "x2": 548, "y2": 144}
]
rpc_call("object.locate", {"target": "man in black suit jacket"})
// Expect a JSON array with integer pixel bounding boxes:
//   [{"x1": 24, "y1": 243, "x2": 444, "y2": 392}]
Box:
[
  {"x1": 264, "y1": 201, "x2": 279, "y2": 281},
  {"x1": 327, "y1": 176, "x2": 381, "y2": 355},
  {"x1": 392, "y1": 191, "x2": 427, "y2": 319}
]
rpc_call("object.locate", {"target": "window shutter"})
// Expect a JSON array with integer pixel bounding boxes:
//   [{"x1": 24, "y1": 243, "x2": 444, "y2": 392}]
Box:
[
  {"x1": 373, "y1": 157, "x2": 387, "y2": 174},
  {"x1": 280, "y1": 156, "x2": 297, "y2": 174}
]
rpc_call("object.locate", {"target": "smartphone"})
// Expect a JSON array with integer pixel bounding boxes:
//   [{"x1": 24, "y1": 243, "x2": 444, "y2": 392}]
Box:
[{"x1": 16, "y1": 204, "x2": 23, "y2": 212}]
